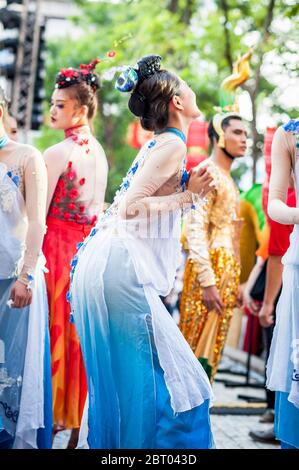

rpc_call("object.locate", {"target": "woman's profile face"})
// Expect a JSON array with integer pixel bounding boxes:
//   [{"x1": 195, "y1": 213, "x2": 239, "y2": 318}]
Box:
[
  {"x1": 50, "y1": 88, "x2": 84, "y2": 130},
  {"x1": 178, "y1": 80, "x2": 201, "y2": 119}
]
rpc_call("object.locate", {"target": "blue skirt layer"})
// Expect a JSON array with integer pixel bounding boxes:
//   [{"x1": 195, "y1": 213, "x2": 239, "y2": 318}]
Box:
[
  {"x1": 275, "y1": 392, "x2": 299, "y2": 449},
  {"x1": 0, "y1": 278, "x2": 52, "y2": 448},
  {"x1": 75, "y1": 241, "x2": 213, "y2": 449}
]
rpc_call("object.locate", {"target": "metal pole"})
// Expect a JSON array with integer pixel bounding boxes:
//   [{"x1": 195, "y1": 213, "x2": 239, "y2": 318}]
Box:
[
  {"x1": 11, "y1": 0, "x2": 29, "y2": 116},
  {"x1": 25, "y1": 0, "x2": 41, "y2": 132}
]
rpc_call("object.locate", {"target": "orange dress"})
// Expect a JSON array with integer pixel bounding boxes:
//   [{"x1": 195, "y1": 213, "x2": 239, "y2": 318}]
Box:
[{"x1": 43, "y1": 125, "x2": 108, "y2": 428}]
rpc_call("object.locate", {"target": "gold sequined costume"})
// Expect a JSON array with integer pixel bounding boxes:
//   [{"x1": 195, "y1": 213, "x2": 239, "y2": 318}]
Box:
[{"x1": 179, "y1": 160, "x2": 242, "y2": 381}]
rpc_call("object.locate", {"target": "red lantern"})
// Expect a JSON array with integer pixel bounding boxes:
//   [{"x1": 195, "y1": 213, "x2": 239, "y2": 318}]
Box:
[
  {"x1": 186, "y1": 120, "x2": 209, "y2": 170},
  {"x1": 126, "y1": 121, "x2": 154, "y2": 148},
  {"x1": 264, "y1": 127, "x2": 276, "y2": 177}
]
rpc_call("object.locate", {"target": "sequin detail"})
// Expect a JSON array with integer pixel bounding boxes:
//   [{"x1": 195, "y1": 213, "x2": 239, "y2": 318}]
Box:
[
  {"x1": 179, "y1": 248, "x2": 240, "y2": 382},
  {"x1": 68, "y1": 137, "x2": 187, "y2": 305}
]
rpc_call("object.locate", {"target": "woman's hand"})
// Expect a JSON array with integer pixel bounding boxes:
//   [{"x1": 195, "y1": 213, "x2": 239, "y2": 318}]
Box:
[
  {"x1": 235, "y1": 285, "x2": 244, "y2": 309},
  {"x1": 259, "y1": 302, "x2": 274, "y2": 328},
  {"x1": 187, "y1": 167, "x2": 215, "y2": 198},
  {"x1": 243, "y1": 288, "x2": 261, "y2": 315},
  {"x1": 10, "y1": 280, "x2": 32, "y2": 308}
]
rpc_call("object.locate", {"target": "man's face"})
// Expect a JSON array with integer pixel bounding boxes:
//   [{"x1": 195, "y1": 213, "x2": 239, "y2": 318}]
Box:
[{"x1": 224, "y1": 119, "x2": 247, "y2": 158}]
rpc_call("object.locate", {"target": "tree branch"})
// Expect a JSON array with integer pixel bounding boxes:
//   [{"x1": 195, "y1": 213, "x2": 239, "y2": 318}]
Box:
[
  {"x1": 247, "y1": 0, "x2": 276, "y2": 182},
  {"x1": 168, "y1": 0, "x2": 179, "y2": 13},
  {"x1": 219, "y1": 0, "x2": 233, "y2": 69},
  {"x1": 180, "y1": 0, "x2": 196, "y2": 25}
]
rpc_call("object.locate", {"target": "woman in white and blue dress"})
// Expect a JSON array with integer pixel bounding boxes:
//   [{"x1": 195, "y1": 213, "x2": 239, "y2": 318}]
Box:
[
  {"x1": 69, "y1": 55, "x2": 215, "y2": 449},
  {"x1": 267, "y1": 118, "x2": 299, "y2": 449},
  {"x1": 0, "y1": 88, "x2": 52, "y2": 448}
]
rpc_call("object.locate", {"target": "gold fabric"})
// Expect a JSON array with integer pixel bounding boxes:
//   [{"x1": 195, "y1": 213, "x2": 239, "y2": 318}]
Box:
[
  {"x1": 179, "y1": 248, "x2": 240, "y2": 381},
  {"x1": 180, "y1": 159, "x2": 242, "y2": 381},
  {"x1": 184, "y1": 159, "x2": 242, "y2": 287}
]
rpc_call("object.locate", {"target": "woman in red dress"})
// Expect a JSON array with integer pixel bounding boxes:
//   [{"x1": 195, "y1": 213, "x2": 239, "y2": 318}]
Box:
[{"x1": 42, "y1": 60, "x2": 108, "y2": 447}]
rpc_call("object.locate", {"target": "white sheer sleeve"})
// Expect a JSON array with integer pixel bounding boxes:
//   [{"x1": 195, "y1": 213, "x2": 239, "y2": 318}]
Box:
[
  {"x1": 18, "y1": 148, "x2": 47, "y2": 285},
  {"x1": 119, "y1": 138, "x2": 192, "y2": 219}
]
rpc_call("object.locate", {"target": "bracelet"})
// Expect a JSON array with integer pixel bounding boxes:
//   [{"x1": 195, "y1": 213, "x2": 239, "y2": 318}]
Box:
[{"x1": 17, "y1": 272, "x2": 35, "y2": 290}]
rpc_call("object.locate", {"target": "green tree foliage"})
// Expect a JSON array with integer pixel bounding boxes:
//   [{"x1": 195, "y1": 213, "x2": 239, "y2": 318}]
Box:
[{"x1": 37, "y1": 0, "x2": 298, "y2": 200}]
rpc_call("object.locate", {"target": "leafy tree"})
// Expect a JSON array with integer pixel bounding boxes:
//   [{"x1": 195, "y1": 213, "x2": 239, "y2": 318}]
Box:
[{"x1": 37, "y1": 0, "x2": 298, "y2": 200}]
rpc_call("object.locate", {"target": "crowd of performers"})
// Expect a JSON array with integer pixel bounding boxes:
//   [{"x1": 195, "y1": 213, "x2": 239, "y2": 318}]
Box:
[{"x1": 0, "y1": 53, "x2": 298, "y2": 450}]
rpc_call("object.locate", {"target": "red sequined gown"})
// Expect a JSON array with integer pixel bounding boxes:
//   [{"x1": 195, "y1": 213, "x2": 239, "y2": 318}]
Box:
[{"x1": 42, "y1": 125, "x2": 108, "y2": 428}]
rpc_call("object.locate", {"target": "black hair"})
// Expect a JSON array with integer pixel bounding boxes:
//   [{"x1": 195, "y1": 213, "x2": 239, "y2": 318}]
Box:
[
  {"x1": 116, "y1": 55, "x2": 181, "y2": 132},
  {"x1": 129, "y1": 70, "x2": 181, "y2": 132},
  {"x1": 208, "y1": 114, "x2": 242, "y2": 147}
]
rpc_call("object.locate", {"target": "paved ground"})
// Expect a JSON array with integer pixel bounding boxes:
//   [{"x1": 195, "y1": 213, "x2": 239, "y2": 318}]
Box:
[
  {"x1": 211, "y1": 371, "x2": 278, "y2": 448},
  {"x1": 53, "y1": 355, "x2": 280, "y2": 450}
]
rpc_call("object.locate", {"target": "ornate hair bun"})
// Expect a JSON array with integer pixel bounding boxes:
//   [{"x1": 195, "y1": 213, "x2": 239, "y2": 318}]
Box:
[
  {"x1": 55, "y1": 59, "x2": 101, "y2": 91},
  {"x1": 115, "y1": 54, "x2": 162, "y2": 93},
  {"x1": 137, "y1": 55, "x2": 161, "y2": 80}
]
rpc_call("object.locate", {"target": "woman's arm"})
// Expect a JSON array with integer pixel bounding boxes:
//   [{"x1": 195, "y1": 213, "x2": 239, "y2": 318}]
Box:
[
  {"x1": 18, "y1": 149, "x2": 47, "y2": 285},
  {"x1": 119, "y1": 138, "x2": 212, "y2": 219},
  {"x1": 268, "y1": 126, "x2": 299, "y2": 224}
]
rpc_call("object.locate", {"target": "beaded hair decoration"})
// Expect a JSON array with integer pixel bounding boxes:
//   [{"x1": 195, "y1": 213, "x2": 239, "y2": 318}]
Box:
[{"x1": 115, "y1": 54, "x2": 162, "y2": 93}]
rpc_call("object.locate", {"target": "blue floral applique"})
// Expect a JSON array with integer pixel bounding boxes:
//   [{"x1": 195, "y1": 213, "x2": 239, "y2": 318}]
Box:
[
  {"x1": 147, "y1": 139, "x2": 157, "y2": 149},
  {"x1": 283, "y1": 119, "x2": 299, "y2": 158},
  {"x1": 68, "y1": 138, "x2": 156, "y2": 292},
  {"x1": 6, "y1": 171, "x2": 20, "y2": 187},
  {"x1": 283, "y1": 119, "x2": 299, "y2": 134},
  {"x1": 180, "y1": 169, "x2": 189, "y2": 191}
]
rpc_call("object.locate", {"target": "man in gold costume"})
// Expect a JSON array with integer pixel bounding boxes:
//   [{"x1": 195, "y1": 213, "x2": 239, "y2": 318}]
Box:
[{"x1": 179, "y1": 113, "x2": 247, "y2": 381}]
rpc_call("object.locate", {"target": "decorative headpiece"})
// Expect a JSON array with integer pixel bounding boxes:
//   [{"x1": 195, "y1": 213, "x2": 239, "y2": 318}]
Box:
[
  {"x1": 115, "y1": 54, "x2": 162, "y2": 93},
  {"x1": 212, "y1": 48, "x2": 253, "y2": 148},
  {"x1": 55, "y1": 49, "x2": 118, "y2": 92},
  {"x1": 55, "y1": 59, "x2": 101, "y2": 92}
]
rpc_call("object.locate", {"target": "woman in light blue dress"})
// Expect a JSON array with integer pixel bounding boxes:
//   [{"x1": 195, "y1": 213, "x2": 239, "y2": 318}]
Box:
[
  {"x1": 70, "y1": 55, "x2": 215, "y2": 449},
  {"x1": 267, "y1": 119, "x2": 299, "y2": 449},
  {"x1": 0, "y1": 88, "x2": 52, "y2": 448}
]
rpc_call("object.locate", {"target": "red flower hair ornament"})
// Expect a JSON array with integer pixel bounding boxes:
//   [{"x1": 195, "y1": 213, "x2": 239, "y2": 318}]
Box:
[
  {"x1": 55, "y1": 59, "x2": 101, "y2": 92},
  {"x1": 55, "y1": 52, "x2": 117, "y2": 92}
]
